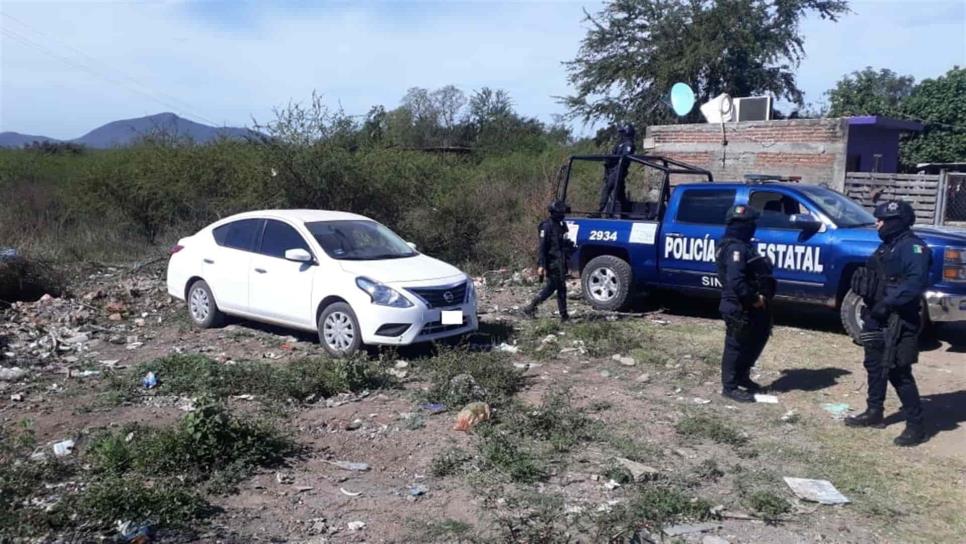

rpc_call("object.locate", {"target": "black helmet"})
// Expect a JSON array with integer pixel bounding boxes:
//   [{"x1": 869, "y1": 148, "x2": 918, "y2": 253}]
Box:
[
  {"x1": 617, "y1": 123, "x2": 636, "y2": 139},
  {"x1": 725, "y1": 204, "x2": 761, "y2": 224},
  {"x1": 548, "y1": 200, "x2": 570, "y2": 217},
  {"x1": 874, "y1": 200, "x2": 915, "y2": 226}
]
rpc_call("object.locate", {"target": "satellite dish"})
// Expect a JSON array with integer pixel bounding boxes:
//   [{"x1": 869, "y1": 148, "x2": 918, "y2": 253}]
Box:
[{"x1": 670, "y1": 82, "x2": 696, "y2": 116}]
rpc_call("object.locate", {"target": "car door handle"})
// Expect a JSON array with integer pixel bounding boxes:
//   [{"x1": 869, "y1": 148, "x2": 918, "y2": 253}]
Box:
[
  {"x1": 254, "y1": 268, "x2": 267, "y2": 274},
  {"x1": 203, "y1": 258, "x2": 214, "y2": 264}
]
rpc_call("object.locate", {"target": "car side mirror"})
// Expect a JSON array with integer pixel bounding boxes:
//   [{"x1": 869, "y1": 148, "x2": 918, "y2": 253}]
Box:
[
  {"x1": 406, "y1": 242, "x2": 417, "y2": 251},
  {"x1": 284, "y1": 248, "x2": 313, "y2": 262},
  {"x1": 789, "y1": 214, "x2": 822, "y2": 231}
]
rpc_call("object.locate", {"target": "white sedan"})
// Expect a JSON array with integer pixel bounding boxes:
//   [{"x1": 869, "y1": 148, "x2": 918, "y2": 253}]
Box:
[{"x1": 166, "y1": 209, "x2": 478, "y2": 356}]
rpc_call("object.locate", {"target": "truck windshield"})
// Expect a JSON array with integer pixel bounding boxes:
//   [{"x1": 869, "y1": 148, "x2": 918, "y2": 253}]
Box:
[
  {"x1": 797, "y1": 186, "x2": 876, "y2": 228},
  {"x1": 306, "y1": 220, "x2": 417, "y2": 260}
]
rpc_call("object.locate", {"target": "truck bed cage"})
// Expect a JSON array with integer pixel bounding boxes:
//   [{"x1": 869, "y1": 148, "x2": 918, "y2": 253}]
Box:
[
  {"x1": 744, "y1": 174, "x2": 802, "y2": 184},
  {"x1": 554, "y1": 154, "x2": 714, "y2": 220}
]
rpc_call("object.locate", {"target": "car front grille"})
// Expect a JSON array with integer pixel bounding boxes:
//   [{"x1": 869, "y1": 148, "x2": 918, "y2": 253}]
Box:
[
  {"x1": 418, "y1": 316, "x2": 469, "y2": 337},
  {"x1": 406, "y1": 282, "x2": 467, "y2": 309}
]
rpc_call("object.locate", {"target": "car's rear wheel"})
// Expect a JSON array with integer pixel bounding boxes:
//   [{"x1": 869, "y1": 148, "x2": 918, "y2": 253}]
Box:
[
  {"x1": 186, "y1": 280, "x2": 224, "y2": 329},
  {"x1": 318, "y1": 302, "x2": 362, "y2": 357},
  {"x1": 581, "y1": 255, "x2": 632, "y2": 311}
]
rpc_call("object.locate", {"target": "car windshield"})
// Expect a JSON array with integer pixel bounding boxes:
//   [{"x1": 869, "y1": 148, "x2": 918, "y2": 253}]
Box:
[
  {"x1": 797, "y1": 186, "x2": 876, "y2": 228},
  {"x1": 306, "y1": 220, "x2": 416, "y2": 260}
]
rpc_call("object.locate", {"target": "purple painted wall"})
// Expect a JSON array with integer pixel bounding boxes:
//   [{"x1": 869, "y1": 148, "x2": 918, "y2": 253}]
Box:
[
  {"x1": 846, "y1": 125, "x2": 900, "y2": 172},
  {"x1": 845, "y1": 116, "x2": 923, "y2": 173}
]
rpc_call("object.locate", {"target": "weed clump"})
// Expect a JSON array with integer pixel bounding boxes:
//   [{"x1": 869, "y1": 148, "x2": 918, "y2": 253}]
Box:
[
  {"x1": 596, "y1": 484, "x2": 713, "y2": 540},
  {"x1": 112, "y1": 354, "x2": 390, "y2": 404},
  {"x1": 420, "y1": 348, "x2": 523, "y2": 408},
  {"x1": 675, "y1": 414, "x2": 749, "y2": 447},
  {"x1": 746, "y1": 490, "x2": 791, "y2": 520},
  {"x1": 430, "y1": 447, "x2": 474, "y2": 478}
]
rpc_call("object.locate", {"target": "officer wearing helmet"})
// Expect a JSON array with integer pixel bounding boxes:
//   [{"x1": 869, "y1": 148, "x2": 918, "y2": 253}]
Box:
[
  {"x1": 715, "y1": 204, "x2": 776, "y2": 403},
  {"x1": 599, "y1": 123, "x2": 637, "y2": 216},
  {"x1": 523, "y1": 200, "x2": 575, "y2": 321},
  {"x1": 846, "y1": 200, "x2": 930, "y2": 446}
]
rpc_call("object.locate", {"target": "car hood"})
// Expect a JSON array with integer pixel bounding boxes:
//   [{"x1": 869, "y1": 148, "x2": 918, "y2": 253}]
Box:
[
  {"x1": 913, "y1": 225, "x2": 966, "y2": 247},
  {"x1": 337, "y1": 254, "x2": 466, "y2": 285}
]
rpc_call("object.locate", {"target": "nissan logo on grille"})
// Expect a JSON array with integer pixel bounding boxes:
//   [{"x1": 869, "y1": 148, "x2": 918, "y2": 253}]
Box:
[{"x1": 443, "y1": 291, "x2": 454, "y2": 304}]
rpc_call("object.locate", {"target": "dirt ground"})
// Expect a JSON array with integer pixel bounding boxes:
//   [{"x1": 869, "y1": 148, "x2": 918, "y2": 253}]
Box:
[{"x1": 1, "y1": 265, "x2": 963, "y2": 543}]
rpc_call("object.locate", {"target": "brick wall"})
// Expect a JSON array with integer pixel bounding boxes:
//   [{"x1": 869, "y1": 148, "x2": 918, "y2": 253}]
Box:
[{"x1": 643, "y1": 118, "x2": 850, "y2": 190}]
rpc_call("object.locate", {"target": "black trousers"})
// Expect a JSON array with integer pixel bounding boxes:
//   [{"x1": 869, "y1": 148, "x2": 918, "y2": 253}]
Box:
[
  {"x1": 721, "y1": 309, "x2": 770, "y2": 391},
  {"x1": 862, "y1": 324, "x2": 923, "y2": 424},
  {"x1": 531, "y1": 272, "x2": 568, "y2": 318}
]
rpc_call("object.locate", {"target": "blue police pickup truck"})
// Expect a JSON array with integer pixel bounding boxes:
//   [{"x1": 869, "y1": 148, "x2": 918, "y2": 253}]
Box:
[{"x1": 555, "y1": 154, "x2": 966, "y2": 341}]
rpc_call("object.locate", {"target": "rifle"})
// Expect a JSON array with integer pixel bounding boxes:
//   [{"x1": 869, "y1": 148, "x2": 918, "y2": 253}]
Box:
[{"x1": 880, "y1": 312, "x2": 904, "y2": 377}]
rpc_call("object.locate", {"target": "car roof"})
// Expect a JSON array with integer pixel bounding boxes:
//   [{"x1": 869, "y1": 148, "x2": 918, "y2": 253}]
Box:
[
  {"x1": 215, "y1": 209, "x2": 371, "y2": 226},
  {"x1": 675, "y1": 182, "x2": 817, "y2": 191}
]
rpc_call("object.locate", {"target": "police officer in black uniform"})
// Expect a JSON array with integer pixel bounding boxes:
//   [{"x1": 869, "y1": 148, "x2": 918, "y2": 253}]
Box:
[
  {"x1": 523, "y1": 200, "x2": 574, "y2": 322},
  {"x1": 845, "y1": 200, "x2": 929, "y2": 446},
  {"x1": 599, "y1": 124, "x2": 637, "y2": 216},
  {"x1": 715, "y1": 204, "x2": 776, "y2": 403}
]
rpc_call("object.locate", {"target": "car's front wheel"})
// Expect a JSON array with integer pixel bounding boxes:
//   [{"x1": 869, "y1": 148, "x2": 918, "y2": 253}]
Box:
[
  {"x1": 318, "y1": 302, "x2": 362, "y2": 357},
  {"x1": 581, "y1": 255, "x2": 632, "y2": 311},
  {"x1": 840, "y1": 289, "x2": 865, "y2": 345},
  {"x1": 186, "y1": 280, "x2": 225, "y2": 328}
]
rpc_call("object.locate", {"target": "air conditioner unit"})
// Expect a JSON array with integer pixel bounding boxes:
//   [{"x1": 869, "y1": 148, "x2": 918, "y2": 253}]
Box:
[{"x1": 734, "y1": 96, "x2": 772, "y2": 121}]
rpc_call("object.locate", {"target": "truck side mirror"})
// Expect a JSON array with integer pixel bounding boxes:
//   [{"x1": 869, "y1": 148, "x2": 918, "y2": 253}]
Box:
[{"x1": 789, "y1": 214, "x2": 822, "y2": 232}]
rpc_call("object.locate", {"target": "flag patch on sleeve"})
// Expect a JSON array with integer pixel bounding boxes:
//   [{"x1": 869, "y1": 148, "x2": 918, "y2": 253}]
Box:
[
  {"x1": 913, "y1": 245, "x2": 923, "y2": 254},
  {"x1": 733, "y1": 250, "x2": 741, "y2": 262}
]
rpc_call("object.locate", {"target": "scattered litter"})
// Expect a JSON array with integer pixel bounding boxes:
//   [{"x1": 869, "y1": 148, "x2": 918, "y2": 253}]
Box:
[
  {"x1": 453, "y1": 402, "x2": 491, "y2": 431},
  {"x1": 340, "y1": 487, "x2": 362, "y2": 497},
  {"x1": 564, "y1": 504, "x2": 585, "y2": 514},
  {"x1": 327, "y1": 461, "x2": 371, "y2": 472},
  {"x1": 347, "y1": 521, "x2": 366, "y2": 532},
  {"x1": 603, "y1": 479, "x2": 621, "y2": 490},
  {"x1": 345, "y1": 419, "x2": 364, "y2": 431},
  {"x1": 0, "y1": 367, "x2": 26, "y2": 381},
  {"x1": 703, "y1": 536, "x2": 731, "y2": 544},
  {"x1": 419, "y1": 402, "x2": 447, "y2": 414},
  {"x1": 232, "y1": 394, "x2": 255, "y2": 401},
  {"x1": 496, "y1": 342, "x2": 519, "y2": 353},
  {"x1": 10, "y1": 393, "x2": 23, "y2": 402},
  {"x1": 600, "y1": 370, "x2": 611, "y2": 378},
  {"x1": 74, "y1": 370, "x2": 101, "y2": 378},
  {"x1": 52, "y1": 439, "x2": 75, "y2": 457},
  {"x1": 126, "y1": 342, "x2": 144, "y2": 350},
  {"x1": 612, "y1": 354, "x2": 636, "y2": 366},
  {"x1": 447, "y1": 374, "x2": 487, "y2": 401},
  {"x1": 141, "y1": 372, "x2": 157, "y2": 389},
  {"x1": 408, "y1": 484, "x2": 428, "y2": 497},
  {"x1": 754, "y1": 394, "x2": 779, "y2": 404},
  {"x1": 636, "y1": 373, "x2": 651, "y2": 383},
  {"x1": 692, "y1": 397, "x2": 712, "y2": 405},
  {"x1": 783, "y1": 477, "x2": 850, "y2": 505},
  {"x1": 540, "y1": 334, "x2": 558, "y2": 344},
  {"x1": 780, "y1": 410, "x2": 799, "y2": 423},
  {"x1": 394, "y1": 360, "x2": 409, "y2": 369},
  {"x1": 294, "y1": 486, "x2": 313, "y2": 493},
  {"x1": 613, "y1": 457, "x2": 660, "y2": 482},
  {"x1": 821, "y1": 403, "x2": 851, "y2": 419},
  {"x1": 663, "y1": 522, "x2": 723, "y2": 537},
  {"x1": 117, "y1": 520, "x2": 154, "y2": 543},
  {"x1": 388, "y1": 368, "x2": 408, "y2": 379},
  {"x1": 275, "y1": 472, "x2": 294, "y2": 484},
  {"x1": 512, "y1": 362, "x2": 542, "y2": 370}
]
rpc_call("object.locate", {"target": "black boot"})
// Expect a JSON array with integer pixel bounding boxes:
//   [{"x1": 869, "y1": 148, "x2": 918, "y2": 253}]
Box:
[
  {"x1": 893, "y1": 422, "x2": 927, "y2": 447},
  {"x1": 736, "y1": 377, "x2": 762, "y2": 392},
  {"x1": 559, "y1": 313, "x2": 570, "y2": 323},
  {"x1": 522, "y1": 304, "x2": 536, "y2": 318},
  {"x1": 844, "y1": 408, "x2": 885, "y2": 428},
  {"x1": 721, "y1": 388, "x2": 755, "y2": 403}
]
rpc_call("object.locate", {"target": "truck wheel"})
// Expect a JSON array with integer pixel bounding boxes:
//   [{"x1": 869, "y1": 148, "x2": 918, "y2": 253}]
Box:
[
  {"x1": 841, "y1": 290, "x2": 934, "y2": 345},
  {"x1": 582, "y1": 255, "x2": 632, "y2": 311},
  {"x1": 840, "y1": 290, "x2": 865, "y2": 345}
]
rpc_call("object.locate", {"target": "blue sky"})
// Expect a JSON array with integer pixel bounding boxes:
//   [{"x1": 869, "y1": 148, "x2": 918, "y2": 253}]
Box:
[{"x1": 1, "y1": 0, "x2": 963, "y2": 139}]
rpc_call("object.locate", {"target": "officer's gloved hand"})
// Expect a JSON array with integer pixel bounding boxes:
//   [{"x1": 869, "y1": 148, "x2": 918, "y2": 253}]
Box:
[{"x1": 869, "y1": 302, "x2": 891, "y2": 321}]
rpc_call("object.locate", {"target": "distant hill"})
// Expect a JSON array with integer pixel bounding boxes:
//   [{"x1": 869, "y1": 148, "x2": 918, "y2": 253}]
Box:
[
  {"x1": 0, "y1": 112, "x2": 259, "y2": 149},
  {"x1": 0, "y1": 132, "x2": 59, "y2": 148}
]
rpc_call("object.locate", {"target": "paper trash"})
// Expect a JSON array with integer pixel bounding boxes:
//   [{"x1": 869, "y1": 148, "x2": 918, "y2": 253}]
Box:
[{"x1": 783, "y1": 477, "x2": 850, "y2": 505}]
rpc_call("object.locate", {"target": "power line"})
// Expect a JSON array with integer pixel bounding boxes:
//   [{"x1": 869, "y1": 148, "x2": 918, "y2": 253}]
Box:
[{"x1": 0, "y1": 15, "x2": 221, "y2": 127}]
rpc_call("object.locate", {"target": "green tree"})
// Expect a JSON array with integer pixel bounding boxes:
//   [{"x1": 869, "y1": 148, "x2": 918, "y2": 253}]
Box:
[
  {"x1": 900, "y1": 67, "x2": 966, "y2": 168},
  {"x1": 563, "y1": 0, "x2": 849, "y2": 127},
  {"x1": 826, "y1": 67, "x2": 915, "y2": 117}
]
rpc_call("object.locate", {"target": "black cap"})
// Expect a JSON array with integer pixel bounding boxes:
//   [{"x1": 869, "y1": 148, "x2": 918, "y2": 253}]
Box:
[
  {"x1": 618, "y1": 123, "x2": 636, "y2": 139},
  {"x1": 725, "y1": 204, "x2": 761, "y2": 224},
  {"x1": 873, "y1": 200, "x2": 915, "y2": 225}
]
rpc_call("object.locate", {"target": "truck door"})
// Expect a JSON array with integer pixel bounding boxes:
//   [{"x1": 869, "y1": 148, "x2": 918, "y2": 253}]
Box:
[
  {"x1": 659, "y1": 187, "x2": 737, "y2": 291},
  {"x1": 748, "y1": 188, "x2": 830, "y2": 300}
]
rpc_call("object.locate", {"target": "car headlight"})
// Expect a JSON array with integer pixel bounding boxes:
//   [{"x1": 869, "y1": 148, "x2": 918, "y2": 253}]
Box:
[
  {"x1": 943, "y1": 247, "x2": 966, "y2": 283},
  {"x1": 355, "y1": 277, "x2": 413, "y2": 308},
  {"x1": 465, "y1": 278, "x2": 477, "y2": 302}
]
